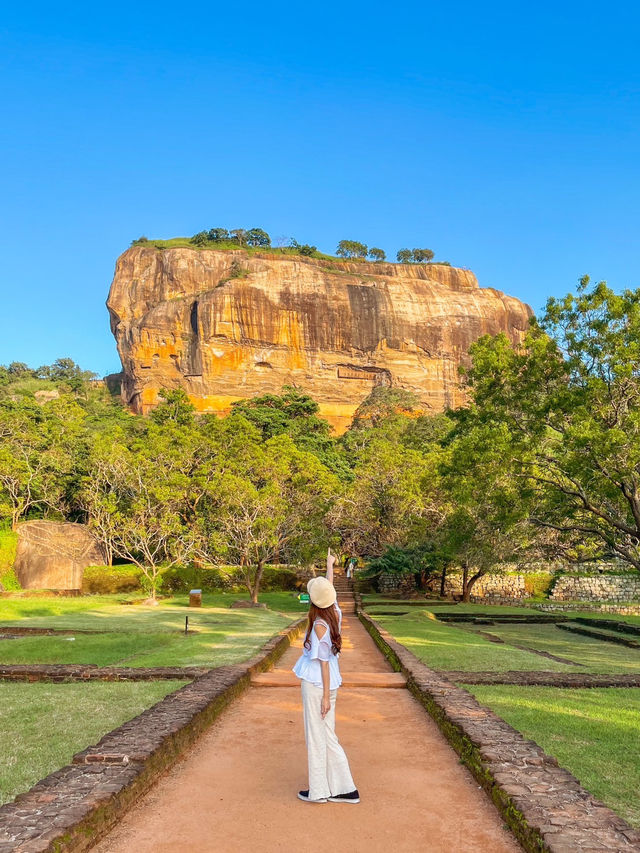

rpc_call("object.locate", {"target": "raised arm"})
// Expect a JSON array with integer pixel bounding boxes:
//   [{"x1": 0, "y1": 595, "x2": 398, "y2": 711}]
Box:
[{"x1": 326, "y1": 547, "x2": 337, "y2": 585}]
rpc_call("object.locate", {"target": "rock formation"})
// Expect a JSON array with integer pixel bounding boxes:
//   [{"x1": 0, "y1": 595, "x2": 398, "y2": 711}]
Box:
[
  {"x1": 14, "y1": 521, "x2": 107, "y2": 590},
  {"x1": 107, "y1": 247, "x2": 532, "y2": 432}
]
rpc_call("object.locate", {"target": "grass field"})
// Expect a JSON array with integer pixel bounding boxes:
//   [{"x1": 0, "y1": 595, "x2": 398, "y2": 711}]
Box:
[
  {"x1": 371, "y1": 610, "x2": 640, "y2": 673},
  {"x1": 464, "y1": 622, "x2": 640, "y2": 673},
  {"x1": 0, "y1": 681, "x2": 185, "y2": 805},
  {"x1": 0, "y1": 592, "x2": 307, "y2": 667},
  {"x1": 371, "y1": 612, "x2": 573, "y2": 672},
  {"x1": 468, "y1": 686, "x2": 640, "y2": 827}
]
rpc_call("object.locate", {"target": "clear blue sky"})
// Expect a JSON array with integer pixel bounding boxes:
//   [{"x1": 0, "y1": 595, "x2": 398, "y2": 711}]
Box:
[{"x1": 2, "y1": 1, "x2": 639, "y2": 376}]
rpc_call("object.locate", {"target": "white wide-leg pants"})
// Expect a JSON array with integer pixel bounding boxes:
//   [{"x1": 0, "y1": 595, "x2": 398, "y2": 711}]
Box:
[{"x1": 301, "y1": 679, "x2": 356, "y2": 801}]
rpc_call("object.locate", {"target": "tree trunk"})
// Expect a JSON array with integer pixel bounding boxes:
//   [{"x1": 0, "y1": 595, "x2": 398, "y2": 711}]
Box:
[
  {"x1": 250, "y1": 560, "x2": 265, "y2": 604},
  {"x1": 461, "y1": 563, "x2": 470, "y2": 602},
  {"x1": 462, "y1": 564, "x2": 485, "y2": 602},
  {"x1": 439, "y1": 566, "x2": 447, "y2": 598}
]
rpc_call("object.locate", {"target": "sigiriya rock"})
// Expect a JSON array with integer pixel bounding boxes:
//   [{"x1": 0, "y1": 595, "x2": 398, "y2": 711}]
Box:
[{"x1": 107, "y1": 246, "x2": 532, "y2": 432}]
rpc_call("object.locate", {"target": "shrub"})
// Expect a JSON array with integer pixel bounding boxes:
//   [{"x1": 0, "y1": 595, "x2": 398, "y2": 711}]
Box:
[
  {"x1": 161, "y1": 564, "x2": 298, "y2": 593},
  {"x1": 522, "y1": 572, "x2": 554, "y2": 598},
  {"x1": 0, "y1": 568, "x2": 21, "y2": 591},
  {"x1": 298, "y1": 244, "x2": 317, "y2": 256},
  {"x1": 190, "y1": 231, "x2": 209, "y2": 247},
  {"x1": 81, "y1": 564, "x2": 144, "y2": 594}
]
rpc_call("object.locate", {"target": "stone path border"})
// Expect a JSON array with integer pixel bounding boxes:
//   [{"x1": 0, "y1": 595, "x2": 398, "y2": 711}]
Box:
[
  {"x1": 0, "y1": 618, "x2": 305, "y2": 853},
  {"x1": 441, "y1": 670, "x2": 640, "y2": 687},
  {"x1": 574, "y1": 617, "x2": 640, "y2": 637},
  {"x1": 0, "y1": 664, "x2": 210, "y2": 682},
  {"x1": 557, "y1": 623, "x2": 640, "y2": 649},
  {"x1": 358, "y1": 609, "x2": 640, "y2": 852}
]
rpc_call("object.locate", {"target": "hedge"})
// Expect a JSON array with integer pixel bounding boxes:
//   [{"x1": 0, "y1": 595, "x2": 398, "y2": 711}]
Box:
[
  {"x1": 161, "y1": 564, "x2": 298, "y2": 593},
  {"x1": 80, "y1": 564, "x2": 299, "y2": 595},
  {"x1": 81, "y1": 564, "x2": 144, "y2": 594}
]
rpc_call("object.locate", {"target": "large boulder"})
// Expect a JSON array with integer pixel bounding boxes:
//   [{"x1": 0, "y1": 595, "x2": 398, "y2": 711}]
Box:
[
  {"x1": 107, "y1": 246, "x2": 533, "y2": 433},
  {"x1": 14, "y1": 521, "x2": 107, "y2": 590}
]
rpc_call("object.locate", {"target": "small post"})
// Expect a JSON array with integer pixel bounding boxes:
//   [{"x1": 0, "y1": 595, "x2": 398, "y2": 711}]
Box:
[{"x1": 185, "y1": 615, "x2": 189, "y2": 635}]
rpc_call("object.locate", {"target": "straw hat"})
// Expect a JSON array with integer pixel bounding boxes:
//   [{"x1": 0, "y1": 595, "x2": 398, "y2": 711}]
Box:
[{"x1": 307, "y1": 576, "x2": 337, "y2": 609}]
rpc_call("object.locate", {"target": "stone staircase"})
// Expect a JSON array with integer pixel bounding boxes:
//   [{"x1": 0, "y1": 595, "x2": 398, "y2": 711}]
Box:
[{"x1": 333, "y1": 569, "x2": 355, "y2": 614}]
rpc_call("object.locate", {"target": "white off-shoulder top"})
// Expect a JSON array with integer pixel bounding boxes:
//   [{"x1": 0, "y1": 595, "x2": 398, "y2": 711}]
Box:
[{"x1": 292, "y1": 603, "x2": 343, "y2": 690}]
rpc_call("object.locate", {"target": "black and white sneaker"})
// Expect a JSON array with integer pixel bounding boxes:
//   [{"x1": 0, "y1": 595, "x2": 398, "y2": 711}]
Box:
[
  {"x1": 328, "y1": 790, "x2": 360, "y2": 804},
  {"x1": 297, "y1": 790, "x2": 327, "y2": 803}
]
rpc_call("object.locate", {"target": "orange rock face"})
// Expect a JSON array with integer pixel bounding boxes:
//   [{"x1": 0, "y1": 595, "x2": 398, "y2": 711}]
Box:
[{"x1": 107, "y1": 247, "x2": 532, "y2": 432}]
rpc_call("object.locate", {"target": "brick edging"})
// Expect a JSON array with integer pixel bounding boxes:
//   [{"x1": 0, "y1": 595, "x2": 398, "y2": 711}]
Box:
[
  {"x1": 358, "y1": 610, "x2": 640, "y2": 852},
  {"x1": 0, "y1": 617, "x2": 305, "y2": 853},
  {"x1": 440, "y1": 671, "x2": 640, "y2": 687},
  {"x1": 0, "y1": 664, "x2": 211, "y2": 682}
]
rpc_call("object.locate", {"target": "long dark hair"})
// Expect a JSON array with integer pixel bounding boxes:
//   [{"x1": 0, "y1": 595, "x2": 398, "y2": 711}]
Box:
[{"x1": 304, "y1": 603, "x2": 342, "y2": 655}]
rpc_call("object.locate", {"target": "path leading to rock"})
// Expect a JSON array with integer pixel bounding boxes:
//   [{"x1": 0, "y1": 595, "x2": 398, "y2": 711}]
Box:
[{"x1": 93, "y1": 605, "x2": 520, "y2": 853}]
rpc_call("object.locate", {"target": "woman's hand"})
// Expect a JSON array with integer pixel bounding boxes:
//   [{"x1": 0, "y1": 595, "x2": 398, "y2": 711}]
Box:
[{"x1": 321, "y1": 695, "x2": 331, "y2": 719}]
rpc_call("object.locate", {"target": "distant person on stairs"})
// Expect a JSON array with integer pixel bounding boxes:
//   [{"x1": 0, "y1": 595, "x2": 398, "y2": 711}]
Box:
[{"x1": 292, "y1": 548, "x2": 360, "y2": 805}]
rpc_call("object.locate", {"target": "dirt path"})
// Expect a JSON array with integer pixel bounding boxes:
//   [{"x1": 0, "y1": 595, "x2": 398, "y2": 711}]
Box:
[{"x1": 93, "y1": 613, "x2": 520, "y2": 853}]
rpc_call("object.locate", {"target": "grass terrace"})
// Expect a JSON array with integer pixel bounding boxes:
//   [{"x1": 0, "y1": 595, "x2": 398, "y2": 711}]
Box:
[
  {"x1": 0, "y1": 592, "x2": 307, "y2": 668},
  {"x1": 365, "y1": 600, "x2": 640, "y2": 827},
  {"x1": 467, "y1": 686, "x2": 640, "y2": 828},
  {"x1": 0, "y1": 681, "x2": 185, "y2": 805}
]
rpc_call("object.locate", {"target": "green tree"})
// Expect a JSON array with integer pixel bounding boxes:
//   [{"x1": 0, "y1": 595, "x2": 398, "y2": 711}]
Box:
[
  {"x1": 350, "y1": 386, "x2": 423, "y2": 431},
  {"x1": 411, "y1": 248, "x2": 435, "y2": 263},
  {"x1": 465, "y1": 277, "x2": 640, "y2": 571},
  {"x1": 336, "y1": 240, "x2": 368, "y2": 259},
  {"x1": 0, "y1": 397, "x2": 84, "y2": 528},
  {"x1": 150, "y1": 388, "x2": 196, "y2": 426},
  {"x1": 329, "y1": 437, "x2": 436, "y2": 556},
  {"x1": 210, "y1": 435, "x2": 339, "y2": 602},
  {"x1": 230, "y1": 387, "x2": 352, "y2": 480},
  {"x1": 207, "y1": 228, "x2": 229, "y2": 242},
  {"x1": 81, "y1": 428, "x2": 199, "y2": 600},
  {"x1": 229, "y1": 228, "x2": 248, "y2": 246},
  {"x1": 246, "y1": 228, "x2": 271, "y2": 247},
  {"x1": 396, "y1": 249, "x2": 412, "y2": 263},
  {"x1": 290, "y1": 240, "x2": 317, "y2": 256},
  {"x1": 190, "y1": 231, "x2": 209, "y2": 247},
  {"x1": 435, "y1": 418, "x2": 535, "y2": 600},
  {"x1": 369, "y1": 247, "x2": 386, "y2": 262}
]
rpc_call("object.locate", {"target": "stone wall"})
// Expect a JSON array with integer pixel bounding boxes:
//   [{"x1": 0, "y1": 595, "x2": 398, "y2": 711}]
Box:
[
  {"x1": 377, "y1": 572, "x2": 416, "y2": 596},
  {"x1": 550, "y1": 574, "x2": 640, "y2": 602},
  {"x1": 443, "y1": 572, "x2": 526, "y2": 601}
]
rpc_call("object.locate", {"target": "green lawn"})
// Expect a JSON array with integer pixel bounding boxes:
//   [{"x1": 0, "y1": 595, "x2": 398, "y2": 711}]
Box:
[
  {"x1": 0, "y1": 592, "x2": 306, "y2": 667},
  {"x1": 372, "y1": 612, "x2": 574, "y2": 672},
  {"x1": 467, "y1": 686, "x2": 640, "y2": 828},
  {"x1": 371, "y1": 608, "x2": 640, "y2": 673},
  {"x1": 0, "y1": 681, "x2": 185, "y2": 805},
  {"x1": 463, "y1": 623, "x2": 640, "y2": 673}
]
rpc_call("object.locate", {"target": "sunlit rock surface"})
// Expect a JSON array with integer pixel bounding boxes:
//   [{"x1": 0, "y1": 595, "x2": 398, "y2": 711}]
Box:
[{"x1": 107, "y1": 247, "x2": 532, "y2": 432}]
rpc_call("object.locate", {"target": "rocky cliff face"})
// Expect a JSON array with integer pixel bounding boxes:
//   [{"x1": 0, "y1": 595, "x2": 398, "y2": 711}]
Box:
[{"x1": 107, "y1": 247, "x2": 532, "y2": 432}]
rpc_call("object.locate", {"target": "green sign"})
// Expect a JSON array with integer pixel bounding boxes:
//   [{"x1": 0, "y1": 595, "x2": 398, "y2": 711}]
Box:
[{"x1": 298, "y1": 593, "x2": 310, "y2": 602}]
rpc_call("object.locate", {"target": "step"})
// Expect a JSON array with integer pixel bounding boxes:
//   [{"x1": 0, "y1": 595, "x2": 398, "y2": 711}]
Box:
[{"x1": 251, "y1": 669, "x2": 407, "y2": 688}]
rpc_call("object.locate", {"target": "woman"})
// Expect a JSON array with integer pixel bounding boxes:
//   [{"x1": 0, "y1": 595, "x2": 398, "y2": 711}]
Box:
[{"x1": 292, "y1": 548, "x2": 360, "y2": 804}]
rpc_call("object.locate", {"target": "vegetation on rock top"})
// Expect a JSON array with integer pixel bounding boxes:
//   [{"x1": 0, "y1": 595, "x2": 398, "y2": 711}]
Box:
[{"x1": 131, "y1": 228, "x2": 451, "y2": 266}]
